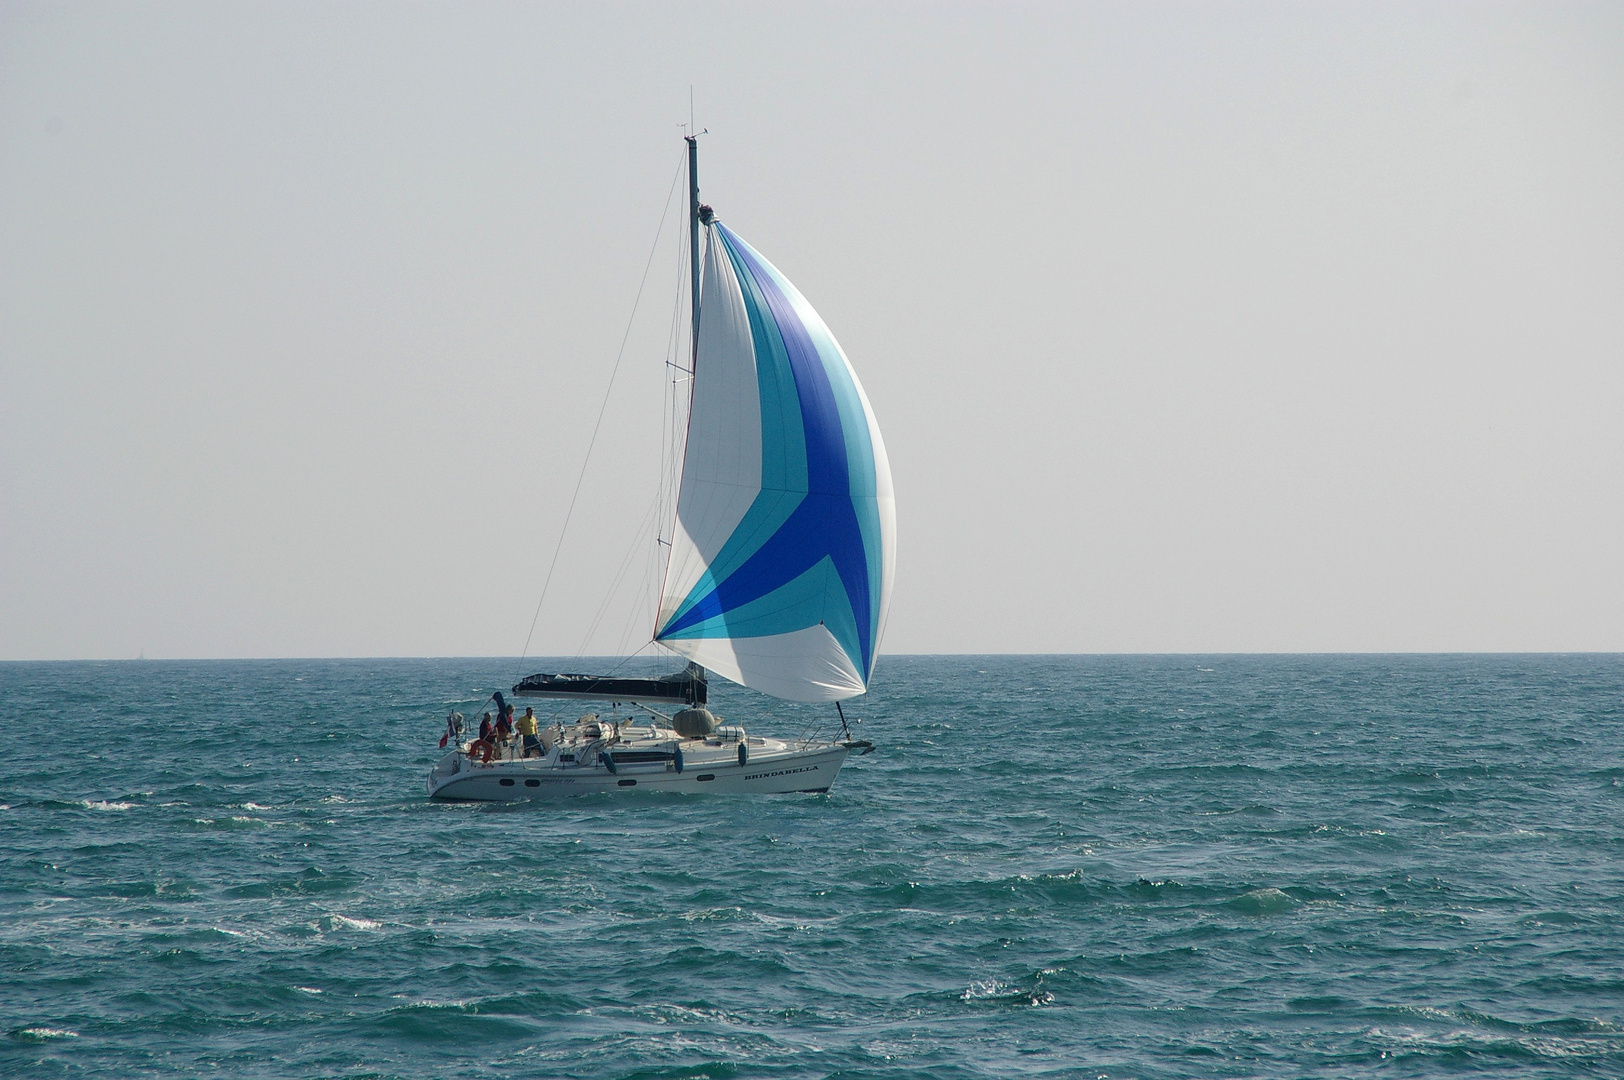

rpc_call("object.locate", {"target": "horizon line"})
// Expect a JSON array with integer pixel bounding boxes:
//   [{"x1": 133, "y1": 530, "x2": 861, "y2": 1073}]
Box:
[{"x1": 4, "y1": 650, "x2": 1623, "y2": 664}]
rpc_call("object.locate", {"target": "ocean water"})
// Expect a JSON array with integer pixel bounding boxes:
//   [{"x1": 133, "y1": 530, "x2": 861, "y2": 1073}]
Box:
[{"x1": 2, "y1": 654, "x2": 1622, "y2": 1079}]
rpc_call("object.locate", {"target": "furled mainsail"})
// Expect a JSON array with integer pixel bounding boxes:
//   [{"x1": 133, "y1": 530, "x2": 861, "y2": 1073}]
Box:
[{"x1": 655, "y1": 222, "x2": 894, "y2": 703}]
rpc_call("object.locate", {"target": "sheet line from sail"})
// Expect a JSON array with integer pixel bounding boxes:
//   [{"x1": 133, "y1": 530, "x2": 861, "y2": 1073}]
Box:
[{"x1": 655, "y1": 221, "x2": 894, "y2": 703}]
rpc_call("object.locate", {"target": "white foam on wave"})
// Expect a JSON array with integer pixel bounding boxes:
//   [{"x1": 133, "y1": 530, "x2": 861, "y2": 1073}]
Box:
[
  {"x1": 960, "y1": 978, "x2": 1054, "y2": 1006},
  {"x1": 394, "y1": 995, "x2": 472, "y2": 1010},
  {"x1": 1372, "y1": 1024, "x2": 1617, "y2": 1061},
  {"x1": 294, "y1": 986, "x2": 323, "y2": 995},
  {"x1": 624, "y1": 1001, "x2": 736, "y2": 1026},
  {"x1": 330, "y1": 914, "x2": 381, "y2": 931},
  {"x1": 962, "y1": 979, "x2": 1008, "y2": 1000},
  {"x1": 680, "y1": 906, "x2": 747, "y2": 924},
  {"x1": 83, "y1": 800, "x2": 134, "y2": 811},
  {"x1": 17, "y1": 1027, "x2": 79, "y2": 1041},
  {"x1": 1230, "y1": 887, "x2": 1300, "y2": 914},
  {"x1": 753, "y1": 910, "x2": 834, "y2": 931}
]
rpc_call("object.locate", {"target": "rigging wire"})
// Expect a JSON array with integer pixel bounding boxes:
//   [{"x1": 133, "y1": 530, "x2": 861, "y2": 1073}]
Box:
[
  {"x1": 615, "y1": 522, "x2": 665, "y2": 659},
  {"x1": 512, "y1": 149, "x2": 687, "y2": 680},
  {"x1": 656, "y1": 213, "x2": 692, "y2": 582},
  {"x1": 575, "y1": 490, "x2": 663, "y2": 655},
  {"x1": 530, "y1": 219, "x2": 695, "y2": 730},
  {"x1": 579, "y1": 167, "x2": 695, "y2": 666},
  {"x1": 607, "y1": 201, "x2": 692, "y2": 668},
  {"x1": 651, "y1": 203, "x2": 696, "y2": 649}
]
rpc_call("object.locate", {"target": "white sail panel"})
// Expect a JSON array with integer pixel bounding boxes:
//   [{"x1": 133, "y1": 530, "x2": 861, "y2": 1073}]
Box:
[
  {"x1": 658, "y1": 625, "x2": 865, "y2": 703},
  {"x1": 656, "y1": 232, "x2": 762, "y2": 634}
]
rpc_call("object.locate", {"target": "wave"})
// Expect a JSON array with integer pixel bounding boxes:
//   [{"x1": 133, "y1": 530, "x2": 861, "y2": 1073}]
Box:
[
  {"x1": 225, "y1": 868, "x2": 362, "y2": 899},
  {"x1": 1368, "y1": 1022, "x2": 1622, "y2": 1065},
  {"x1": 959, "y1": 978, "x2": 1054, "y2": 1007},
  {"x1": 1226, "y1": 887, "x2": 1301, "y2": 915},
  {"x1": 1369, "y1": 1004, "x2": 1621, "y2": 1038},
  {"x1": 365, "y1": 1001, "x2": 539, "y2": 1044}
]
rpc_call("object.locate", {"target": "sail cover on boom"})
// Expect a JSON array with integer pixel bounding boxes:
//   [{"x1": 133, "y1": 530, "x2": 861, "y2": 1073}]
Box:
[
  {"x1": 512, "y1": 666, "x2": 706, "y2": 706},
  {"x1": 655, "y1": 222, "x2": 895, "y2": 703}
]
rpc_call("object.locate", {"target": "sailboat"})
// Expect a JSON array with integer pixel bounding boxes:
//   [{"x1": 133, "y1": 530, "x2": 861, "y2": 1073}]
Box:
[{"x1": 426, "y1": 135, "x2": 895, "y2": 799}]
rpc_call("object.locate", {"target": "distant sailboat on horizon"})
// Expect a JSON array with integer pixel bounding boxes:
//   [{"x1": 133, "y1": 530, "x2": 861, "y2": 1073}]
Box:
[{"x1": 427, "y1": 134, "x2": 894, "y2": 799}]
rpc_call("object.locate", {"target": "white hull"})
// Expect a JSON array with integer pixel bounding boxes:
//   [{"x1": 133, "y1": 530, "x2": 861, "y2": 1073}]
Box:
[{"x1": 426, "y1": 736, "x2": 848, "y2": 801}]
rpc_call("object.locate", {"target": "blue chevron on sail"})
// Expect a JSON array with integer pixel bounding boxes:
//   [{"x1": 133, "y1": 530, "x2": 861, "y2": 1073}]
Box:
[{"x1": 655, "y1": 222, "x2": 895, "y2": 703}]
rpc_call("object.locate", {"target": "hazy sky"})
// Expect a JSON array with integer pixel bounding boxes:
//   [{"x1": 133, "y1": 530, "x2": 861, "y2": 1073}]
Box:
[{"x1": 3, "y1": 1, "x2": 1621, "y2": 660}]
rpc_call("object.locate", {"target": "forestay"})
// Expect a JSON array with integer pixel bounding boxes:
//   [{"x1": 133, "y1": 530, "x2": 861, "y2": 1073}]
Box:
[{"x1": 655, "y1": 222, "x2": 895, "y2": 703}]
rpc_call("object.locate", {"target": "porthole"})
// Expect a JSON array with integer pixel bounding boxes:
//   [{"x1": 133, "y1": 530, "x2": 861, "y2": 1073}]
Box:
[
  {"x1": 696, "y1": 774, "x2": 716, "y2": 782},
  {"x1": 499, "y1": 778, "x2": 515, "y2": 786},
  {"x1": 617, "y1": 779, "x2": 636, "y2": 787},
  {"x1": 524, "y1": 779, "x2": 540, "y2": 787}
]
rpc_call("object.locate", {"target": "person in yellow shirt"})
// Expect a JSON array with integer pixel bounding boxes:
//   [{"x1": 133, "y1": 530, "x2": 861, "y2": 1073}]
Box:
[{"x1": 517, "y1": 707, "x2": 542, "y2": 758}]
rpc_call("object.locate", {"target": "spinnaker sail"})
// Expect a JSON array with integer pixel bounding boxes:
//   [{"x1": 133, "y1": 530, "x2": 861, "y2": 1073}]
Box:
[{"x1": 655, "y1": 221, "x2": 894, "y2": 702}]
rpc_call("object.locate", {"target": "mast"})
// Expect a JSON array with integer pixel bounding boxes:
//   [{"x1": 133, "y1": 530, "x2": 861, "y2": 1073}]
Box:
[
  {"x1": 658, "y1": 135, "x2": 704, "y2": 649},
  {"x1": 686, "y1": 134, "x2": 700, "y2": 368}
]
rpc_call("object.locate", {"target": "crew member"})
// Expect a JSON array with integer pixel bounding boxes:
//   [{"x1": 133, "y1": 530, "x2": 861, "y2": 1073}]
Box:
[
  {"x1": 494, "y1": 705, "x2": 515, "y2": 754},
  {"x1": 518, "y1": 706, "x2": 542, "y2": 758},
  {"x1": 467, "y1": 711, "x2": 499, "y2": 764}
]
